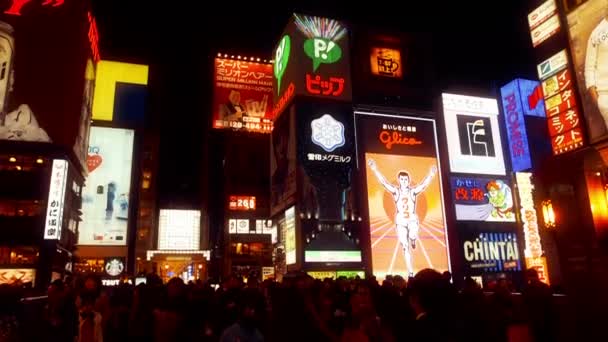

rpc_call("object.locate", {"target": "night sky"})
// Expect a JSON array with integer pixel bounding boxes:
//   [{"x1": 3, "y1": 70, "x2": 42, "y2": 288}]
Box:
[{"x1": 91, "y1": 0, "x2": 536, "y2": 204}]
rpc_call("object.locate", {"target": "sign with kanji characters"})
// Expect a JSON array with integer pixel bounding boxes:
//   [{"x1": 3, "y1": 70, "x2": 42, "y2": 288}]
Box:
[
  {"x1": 370, "y1": 47, "x2": 403, "y2": 79},
  {"x1": 213, "y1": 58, "x2": 273, "y2": 133},
  {"x1": 44, "y1": 159, "x2": 68, "y2": 240},
  {"x1": 272, "y1": 13, "x2": 352, "y2": 117},
  {"x1": 450, "y1": 176, "x2": 516, "y2": 222},
  {"x1": 515, "y1": 172, "x2": 543, "y2": 259},
  {"x1": 442, "y1": 93, "x2": 507, "y2": 175},
  {"x1": 542, "y1": 68, "x2": 572, "y2": 99},
  {"x1": 228, "y1": 196, "x2": 256, "y2": 211},
  {"x1": 550, "y1": 127, "x2": 584, "y2": 155},
  {"x1": 500, "y1": 79, "x2": 534, "y2": 172},
  {"x1": 355, "y1": 111, "x2": 450, "y2": 280}
]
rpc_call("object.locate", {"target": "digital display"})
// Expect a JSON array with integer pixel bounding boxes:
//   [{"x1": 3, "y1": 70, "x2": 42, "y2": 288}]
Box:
[
  {"x1": 304, "y1": 250, "x2": 362, "y2": 262},
  {"x1": 228, "y1": 196, "x2": 256, "y2": 211},
  {"x1": 356, "y1": 112, "x2": 450, "y2": 279},
  {"x1": 370, "y1": 47, "x2": 403, "y2": 78},
  {"x1": 462, "y1": 231, "x2": 522, "y2": 273},
  {"x1": 451, "y1": 176, "x2": 516, "y2": 222},
  {"x1": 500, "y1": 80, "x2": 534, "y2": 172},
  {"x1": 212, "y1": 58, "x2": 273, "y2": 133},
  {"x1": 566, "y1": 0, "x2": 608, "y2": 143},
  {"x1": 158, "y1": 209, "x2": 201, "y2": 250},
  {"x1": 285, "y1": 206, "x2": 296, "y2": 265},
  {"x1": 79, "y1": 127, "x2": 134, "y2": 246},
  {"x1": 442, "y1": 93, "x2": 506, "y2": 175},
  {"x1": 44, "y1": 159, "x2": 68, "y2": 240}
]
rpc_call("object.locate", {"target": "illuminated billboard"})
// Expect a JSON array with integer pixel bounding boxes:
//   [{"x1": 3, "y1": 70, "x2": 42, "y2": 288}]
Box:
[
  {"x1": 273, "y1": 14, "x2": 352, "y2": 118},
  {"x1": 528, "y1": 0, "x2": 558, "y2": 31},
  {"x1": 0, "y1": 5, "x2": 95, "y2": 170},
  {"x1": 370, "y1": 47, "x2": 403, "y2": 79},
  {"x1": 442, "y1": 93, "x2": 506, "y2": 175},
  {"x1": 285, "y1": 206, "x2": 296, "y2": 265},
  {"x1": 462, "y1": 231, "x2": 522, "y2": 273},
  {"x1": 356, "y1": 112, "x2": 450, "y2": 279},
  {"x1": 304, "y1": 250, "x2": 362, "y2": 262},
  {"x1": 0, "y1": 268, "x2": 35, "y2": 285},
  {"x1": 212, "y1": 58, "x2": 273, "y2": 133},
  {"x1": 451, "y1": 176, "x2": 515, "y2": 222},
  {"x1": 44, "y1": 159, "x2": 68, "y2": 240},
  {"x1": 228, "y1": 196, "x2": 256, "y2": 211},
  {"x1": 158, "y1": 209, "x2": 201, "y2": 250},
  {"x1": 92, "y1": 60, "x2": 149, "y2": 123},
  {"x1": 500, "y1": 80, "x2": 534, "y2": 172},
  {"x1": 567, "y1": 0, "x2": 608, "y2": 142},
  {"x1": 515, "y1": 172, "x2": 543, "y2": 259},
  {"x1": 79, "y1": 127, "x2": 134, "y2": 246},
  {"x1": 530, "y1": 14, "x2": 561, "y2": 48}
]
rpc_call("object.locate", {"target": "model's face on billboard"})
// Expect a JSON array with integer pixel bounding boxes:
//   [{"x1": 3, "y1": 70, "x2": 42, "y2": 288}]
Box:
[
  {"x1": 398, "y1": 174, "x2": 410, "y2": 188},
  {"x1": 228, "y1": 90, "x2": 241, "y2": 105}
]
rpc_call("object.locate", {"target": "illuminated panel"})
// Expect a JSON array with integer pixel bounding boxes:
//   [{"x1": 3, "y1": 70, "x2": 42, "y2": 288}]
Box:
[
  {"x1": 462, "y1": 232, "x2": 522, "y2": 273},
  {"x1": 500, "y1": 80, "x2": 533, "y2": 172},
  {"x1": 0, "y1": 268, "x2": 35, "y2": 285},
  {"x1": 228, "y1": 196, "x2": 256, "y2": 211},
  {"x1": 336, "y1": 270, "x2": 365, "y2": 278},
  {"x1": 307, "y1": 271, "x2": 336, "y2": 279},
  {"x1": 44, "y1": 159, "x2": 68, "y2": 240},
  {"x1": 451, "y1": 176, "x2": 516, "y2": 222},
  {"x1": 442, "y1": 93, "x2": 506, "y2": 175},
  {"x1": 370, "y1": 47, "x2": 403, "y2": 78},
  {"x1": 304, "y1": 250, "x2": 361, "y2": 262},
  {"x1": 530, "y1": 13, "x2": 560, "y2": 47},
  {"x1": 92, "y1": 61, "x2": 148, "y2": 121},
  {"x1": 158, "y1": 209, "x2": 201, "y2": 250},
  {"x1": 537, "y1": 50, "x2": 567, "y2": 81},
  {"x1": 515, "y1": 172, "x2": 543, "y2": 259},
  {"x1": 528, "y1": 0, "x2": 557, "y2": 30},
  {"x1": 285, "y1": 206, "x2": 296, "y2": 265}
]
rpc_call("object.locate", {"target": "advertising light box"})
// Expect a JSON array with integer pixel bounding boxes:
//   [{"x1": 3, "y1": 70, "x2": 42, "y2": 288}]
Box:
[
  {"x1": 442, "y1": 93, "x2": 506, "y2": 175},
  {"x1": 79, "y1": 127, "x2": 134, "y2": 246},
  {"x1": 370, "y1": 47, "x2": 403, "y2": 79},
  {"x1": 158, "y1": 209, "x2": 201, "y2": 250},
  {"x1": 528, "y1": 0, "x2": 558, "y2": 30},
  {"x1": 451, "y1": 176, "x2": 516, "y2": 222},
  {"x1": 212, "y1": 58, "x2": 273, "y2": 133},
  {"x1": 285, "y1": 206, "x2": 296, "y2": 265},
  {"x1": 44, "y1": 159, "x2": 68, "y2": 240},
  {"x1": 500, "y1": 80, "x2": 533, "y2": 172},
  {"x1": 304, "y1": 250, "x2": 362, "y2": 263},
  {"x1": 462, "y1": 231, "x2": 522, "y2": 273},
  {"x1": 567, "y1": 0, "x2": 608, "y2": 143},
  {"x1": 356, "y1": 112, "x2": 450, "y2": 279}
]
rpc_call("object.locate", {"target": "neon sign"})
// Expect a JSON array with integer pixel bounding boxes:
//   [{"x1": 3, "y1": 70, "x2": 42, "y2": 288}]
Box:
[
  {"x1": 87, "y1": 11, "x2": 100, "y2": 62},
  {"x1": 515, "y1": 172, "x2": 543, "y2": 258},
  {"x1": 305, "y1": 74, "x2": 344, "y2": 97},
  {"x1": 379, "y1": 130, "x2": 422, "y2": 150},
  {"x1": 4, "y1": 0, "x2": 64, "y2": 16},
  {"x1": 228, "y1": 196, "x2": 256, "y2": 211}
]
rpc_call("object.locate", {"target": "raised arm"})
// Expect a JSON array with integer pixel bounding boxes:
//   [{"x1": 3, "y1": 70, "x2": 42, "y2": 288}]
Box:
[
  {"x1": 368, "y1": 159, "x2": 397, "y2": 194},
  {"x1": 413, "y1": 165, "x2": 437, "y2": 195}
]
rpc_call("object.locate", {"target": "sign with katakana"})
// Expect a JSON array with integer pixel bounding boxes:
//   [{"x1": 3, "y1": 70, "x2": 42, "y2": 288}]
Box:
[
  {"x1": 550, "y1": 127, "x2": 584, "y2": 155},
  {"x1": 542, "y1": 68, "x2": 572, "y2": 99},
  {"x1": 547, "y1": 107, "x2": 580, "y2": 136},
  {"x1": 44, "y1": 159, "x2": 68, "y2": 240},
  {"x1": 212, "y1": 58, "x2": 273, "y2": 133}
]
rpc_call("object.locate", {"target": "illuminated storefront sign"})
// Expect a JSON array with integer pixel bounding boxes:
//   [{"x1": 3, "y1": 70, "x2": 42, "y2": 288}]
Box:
[
  {"x1": 528, "y1": 0, "x2": 558, "y2": 30},
  {"x1": 44, "y1": 159, "x2": 68, "y2": 240},
  {"x1": 537, "y1": 50, "x2": 568, "y2": 81},
  {"x1": 530, "y1": 14, "x2": 560, "y2": 48},
  {"x1": 304, "y1": 250, "x2": 362, "y2": 262},
  {"x1": 370, "y1": 47, "x2": 402, "y2": 78},
  {"x1": 92, "y1": 60, "x2": 149, "y2": 122},
  {"x1": 311, "y1": 114, "x2": 345, "y2": 152},
  {"x1": 526, "y1": 256, "x2": 550, "y2": 285},
  {"x1": 262, "y1": 267, "x2": 275, "y2": 280},
  {"x1": 451, "y1": 176, "x2": 515, "y2": 222},
  {"x1": 356, "y1": 112, "x2": 450, "y2": 279},
  {"x1": 79, "y1": 127, "x2": 134, "y2": 246},
  {"x1": 500, "y1": 80, "x2": 533, "y2": 172},
  {"x1": 0, "y1": 268, "x2": 35, "y2": 285},
  {"x1": 301, "y1": 105, "x2": 354, "y2": 168},
  {"x1": 308, "y1": 271, "x2": 336, "y2": 279},
  {"x1": 158, "y1": 209, "x2": 201, "y2": 250},
  {"x1": 442, "y1": 93, "x2": 506, "y2": 175},
  {"x1": 104, "y1": 258, "x2": 125, "y2": 277},
  {"x1": 515, "y1": 172, "x2": 543, "y2": 259},
  {"x1": 212, "y1": 58, "x2": 273, "y2": 133},
  {"x1": 544, "y1": 87, "x2": 584, "y2": 155},
  {"x1": 463, "y1": 232, "x2": 522, "y2": 272},
  {"x1": 542, "y1": 68, "x2": 572, "y2": 99},
  {"x1": 336, "y1": 270, "x2": 365, "y2": 278},
  {"x1": 285, "y1": 206, "x2": 296, "y2": 265},
  {"x1": 102, "y1": 279, "x2": 120, "y2": 286},
  {"x1": 3, "y1": 0, "x2": 64, "y2": 16},
  {"x1": 228, "y1": 196, "x2": 256, "y2": 211},
  {"x1": 87, "y1": 11, "x2": 100, "y2": 62}
]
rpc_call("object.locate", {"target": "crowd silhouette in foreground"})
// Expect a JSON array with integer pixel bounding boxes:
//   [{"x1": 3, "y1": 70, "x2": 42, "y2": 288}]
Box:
[{"x1": 0, "y1": 268, "x2": 557, "y2": 342}]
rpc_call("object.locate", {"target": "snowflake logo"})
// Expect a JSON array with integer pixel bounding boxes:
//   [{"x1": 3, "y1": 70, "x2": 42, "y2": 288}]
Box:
[{"x1": 311, "y1": 114, "x2": 345, "y2": 152}]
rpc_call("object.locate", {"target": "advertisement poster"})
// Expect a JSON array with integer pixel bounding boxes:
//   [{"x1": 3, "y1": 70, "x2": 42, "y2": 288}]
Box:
[
  {"x1": 285, "y1": 206, "x2": 296, "y2": 265},
  {"x1": 79, "y1": 127, "x2": 134, "y2": 246},
  {"x1": 442, "y1": 93, "x2": 506, "y2": 175},
  {"x1": 500, "y1": 80, "x2": 533, "y2": 172},
  {"x1": 212, "y1": 58, "x2": 273, "y2": 133},
  {"x1": 567, "y1": 0, "x2": 608, "y2": 142},
  {"x1": 356, "y1": 112, "x2": 450, "y2": 279},
  {"x1": 451, "y1": 176, "x2": 516, "y2": 222},
  {"x1": 461, "y1": 231, "x2": 522, "y2": 273},
  {"x1": 270, "y1": 106, "x2": 296, "y2": 216},
  {"x1": 158, "y1": 209, "x2": 200, "y2": 250}
]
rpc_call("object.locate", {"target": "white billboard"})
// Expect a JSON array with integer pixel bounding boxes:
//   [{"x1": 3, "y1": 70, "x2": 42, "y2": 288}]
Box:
[
  {"x1": 44, "y1": 159, "x2": 68, "y2": 240},
  {"x1": 442, "y1": 93, "x2": 506, "y2": 175},
  {"x1": 158, "y1": 209, "x2": 201, "y2": 250},
  {"x1": 79, "y1": 127, "x2": 134, "y2": 245}
]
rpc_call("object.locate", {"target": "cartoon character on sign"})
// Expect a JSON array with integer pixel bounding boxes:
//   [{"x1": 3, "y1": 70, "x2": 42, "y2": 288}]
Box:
[
  {"x1": 368, "y1": 158, "x2": 437, "y2": 277},
  {"x1": 486, "y1": 180, "x2": 514, "y2": 219}
]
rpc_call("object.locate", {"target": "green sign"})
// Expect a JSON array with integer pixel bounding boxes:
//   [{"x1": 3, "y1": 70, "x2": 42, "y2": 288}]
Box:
[
  {"x1": 336, "y1": 270, "x2": 365, "y2": 279},
  {"x1": 274, "y1": 35, "x2": 291, "y2": 95},
  {"x1": 303, "y1": 38, "x2": 342, "y2": 72}
]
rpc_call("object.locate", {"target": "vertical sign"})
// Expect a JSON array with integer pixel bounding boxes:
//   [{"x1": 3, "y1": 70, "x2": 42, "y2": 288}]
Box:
[
  {"x1": 44, "y1": 159, "x2": 68, "y2": 240},
  {"x1": 501, "y1": 80, "x2": 533, "y2": 171},
  {"x1": 285, "y1": 206, "x2": 296, "y2": 265}
]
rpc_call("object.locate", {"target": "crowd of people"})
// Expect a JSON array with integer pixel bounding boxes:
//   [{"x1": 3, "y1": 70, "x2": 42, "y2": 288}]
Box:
[{"x1": 0, "y1": 268, "x2": 557, "y2": 342}]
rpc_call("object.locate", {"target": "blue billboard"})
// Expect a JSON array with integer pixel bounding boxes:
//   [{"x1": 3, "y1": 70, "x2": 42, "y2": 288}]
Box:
[{"x1": 500, "y1": 79, "x2": 543, "y2": 172}]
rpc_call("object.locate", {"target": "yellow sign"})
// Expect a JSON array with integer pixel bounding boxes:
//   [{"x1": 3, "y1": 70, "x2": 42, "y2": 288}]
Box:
[
  {"x1": 526, "y1": 256, "x2": 550, "y2": 285},
  {"x1": 307, "y1": 271, "x2": 336, "y2": 280},
  {"x1": 370, "y1": 47, "x2": 403, "y2": 79},
  {"x1": 93, "y1": 61, "x2": 148, "y2": 121}
]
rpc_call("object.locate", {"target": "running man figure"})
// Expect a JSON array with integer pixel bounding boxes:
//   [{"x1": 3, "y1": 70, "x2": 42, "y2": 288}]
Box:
[{"x1": 368, "y1": 159, "x2": 437, "y2": 277}]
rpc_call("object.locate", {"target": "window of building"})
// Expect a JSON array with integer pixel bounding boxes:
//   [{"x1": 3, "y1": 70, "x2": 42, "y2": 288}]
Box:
[
  {"x1": 0, "y1": 200, "x2": 44, "y2": 217},
  {"x1": 0, "y1": 247, "x2": 38, "y2": 265}
]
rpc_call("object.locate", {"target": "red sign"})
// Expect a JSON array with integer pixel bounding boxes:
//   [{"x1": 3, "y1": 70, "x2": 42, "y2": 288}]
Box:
[
  {"x1": 545, "y1": 87, "x2": 577, "y2": 117},
  {"x1": 379, "y1": 130, "x2": 422, "y2": 150},
  {"x1": 542, "y1": 68, "x2": 571, "y2": 99},
  {"x1": 547, "y1": 107, "x2": 580, "y2": 137},
  {"x1": 305, "y1": 73, "x2": 345, "y2": 97},
  {"x1": 87, "y1": 11, "x2": 100, "y2": 62},
  {"x1": 4, "y1": 0, "x2": 64, "y2": 16},
  {"x1": 212, "y1": 58, "x2": 273, "y2": 133},
  {"x1": 229, "y1": 196, "x2": 256, "y2": 211},
  {"x1": 551, "y1": 127, "x2": 584, "y2": 155}
]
